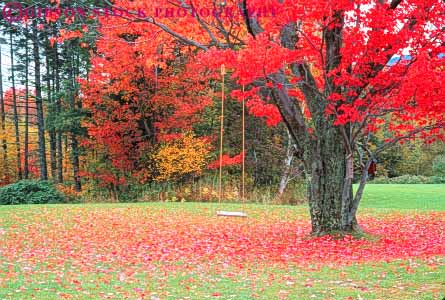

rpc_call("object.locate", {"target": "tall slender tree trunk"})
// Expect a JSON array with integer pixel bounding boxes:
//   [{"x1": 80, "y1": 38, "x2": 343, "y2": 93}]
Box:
[
  {"x1": 32, "y1": 22, "x2": 48, "y2": 180},
  {"x1": 0, "y1": 44, "x2": 9, "y2": 183},
  {"x1": 69, "y1": 48, "x2": 81, "y2": 192},
  {"x1": 54, "y1": 43, "x2": 63, "y2": 183},
  {"x1": 24, "y1": 26, "x2": 30, "y2": 179},
  {"x1": 0, "y1": 44, "x2": 8, "y2": 181},
  {"x1": 10, "y1": 31, "x2": 22, "y2": 180},
  {"x1": 278, "y1": 129, "x2": 296, "y2": 195},
  {"x1": 71, "y1": 134, "x2": 81, "y2": 191},
  {"x1": 46, "y1": 47, "x2": 57, "y2": 179}
]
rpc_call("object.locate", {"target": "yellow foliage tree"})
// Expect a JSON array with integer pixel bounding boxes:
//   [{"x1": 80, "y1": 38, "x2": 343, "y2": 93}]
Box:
[{"x1": 153, "y1": 134, "x2": 211, "y2": 182}]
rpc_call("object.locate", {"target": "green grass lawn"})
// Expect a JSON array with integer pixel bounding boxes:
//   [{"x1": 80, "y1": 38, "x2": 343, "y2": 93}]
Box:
[
  {"x1": 0, "y1": 184, "x2": 444, "y2": 300},
  {"x1": 359, "y1": 184, "x2": 445, "y2": 210}
]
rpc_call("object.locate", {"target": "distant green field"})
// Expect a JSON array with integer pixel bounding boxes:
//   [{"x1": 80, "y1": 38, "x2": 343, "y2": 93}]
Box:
[{"x1": 358, "y1": 184, "x2": 445, "y2": 210}]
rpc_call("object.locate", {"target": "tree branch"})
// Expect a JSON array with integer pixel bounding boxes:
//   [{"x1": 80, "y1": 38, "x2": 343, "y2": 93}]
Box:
[
  {"x1": 375, "y1": 124, "x2": 443, "y2": 155},
  {"x1": 102, "y1": 0, "x2": 210, "y2": 51}
]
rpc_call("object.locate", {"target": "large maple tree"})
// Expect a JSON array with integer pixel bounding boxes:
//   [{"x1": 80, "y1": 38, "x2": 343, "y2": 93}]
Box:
[{"x1": 84, "y1": 0, "x2": 445, "y2": 234}]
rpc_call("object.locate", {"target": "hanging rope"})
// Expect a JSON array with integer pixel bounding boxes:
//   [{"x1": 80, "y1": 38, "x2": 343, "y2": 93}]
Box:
[
  {"x1": 216, "y1": 66, "x2": 248, "y2": 217},
  {"x1": 219, "y1": 64, "x2": 225, "y2": 203},
  {"x1": 242, "y1": 84, "x2": 245, "y2": 202}
]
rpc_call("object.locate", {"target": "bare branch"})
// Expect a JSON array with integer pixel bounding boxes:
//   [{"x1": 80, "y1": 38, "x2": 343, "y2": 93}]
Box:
[
  {"x1": 375, "y1": 124, "x2": 444, "y2": 155},
  {"x1": 102, "y1": 0, "x2": 210, "y2": 51},
  {"x1": 389, "y1": 0, "x2": 403, "y2": 9}
]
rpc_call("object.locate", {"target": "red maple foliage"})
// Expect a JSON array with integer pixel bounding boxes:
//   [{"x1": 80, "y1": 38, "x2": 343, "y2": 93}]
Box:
[
  {"x1": 78, "y1": 16, "x2": 214, "y2": 184},
  {"x1": 208, "y1": 153, "x2": 244, "y2": 169}
]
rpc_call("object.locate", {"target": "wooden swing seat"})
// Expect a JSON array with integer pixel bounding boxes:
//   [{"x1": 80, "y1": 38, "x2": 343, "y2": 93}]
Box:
[{"x1": 216, "y1": 210, "x2": 247, "y2": 217}]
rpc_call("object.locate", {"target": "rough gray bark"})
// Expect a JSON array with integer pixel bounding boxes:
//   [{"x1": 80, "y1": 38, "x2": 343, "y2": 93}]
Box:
[
  {"x1": 307, "y1": 127, "x2": 347, "y2": 234},
  {"x1": 32, "y1": 22, "x2": 48, "y2": 180}
]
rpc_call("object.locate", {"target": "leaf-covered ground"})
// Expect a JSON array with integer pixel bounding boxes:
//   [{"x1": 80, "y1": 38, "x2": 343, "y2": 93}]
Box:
[{"x1": 0, "y1": 185, "x2": 444, "y2": 300}]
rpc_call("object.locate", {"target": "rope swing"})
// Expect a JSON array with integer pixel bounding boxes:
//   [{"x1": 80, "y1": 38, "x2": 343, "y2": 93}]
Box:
[
  {"x1": 218, "y1": 64, "x2": 225, "y2": 204},
  {"x1": 217, "y1": 64, "x2": 247, "y2": 218}
]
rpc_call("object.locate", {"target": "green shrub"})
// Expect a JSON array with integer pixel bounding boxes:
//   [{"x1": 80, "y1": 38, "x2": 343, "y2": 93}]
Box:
[
  {"x1": 390, "y1": 175, "x2": 428, "y2": 184},
  {"x1": 370, "y1": 177, "x2": 391, "y2": 184},
  {"x1": 432, "y1": 155, "x2": 445, "y2": 176},
  {"x1": 0, "y1": 180, "x2": 65, "y2": 205},
  {"x1": 369, "y1": 175, "x2": 445, "y2": 184},
  {"x1": 426, "y1": 176, "x2": 445, "y2": 184}
]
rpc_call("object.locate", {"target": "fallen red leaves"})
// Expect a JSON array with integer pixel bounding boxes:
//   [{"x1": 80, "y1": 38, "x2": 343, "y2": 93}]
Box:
[
  {"x1": 0, "y1": 207, "x2": 443, "y2": 298},
  {"x1": 1, "y1": 208, "x2": 443, "y2": 268}
]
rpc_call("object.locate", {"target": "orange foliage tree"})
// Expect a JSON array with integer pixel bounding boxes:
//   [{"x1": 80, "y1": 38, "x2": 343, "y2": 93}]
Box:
[{"x1": 153, "y1": 133, "x2": 211, "y2": 181}]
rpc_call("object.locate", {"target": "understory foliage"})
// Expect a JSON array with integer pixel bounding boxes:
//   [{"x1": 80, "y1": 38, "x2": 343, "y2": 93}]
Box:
[
  {"x1": 0, "y1": 180, "x2": 64, "y2": 205},
  {"x1": 370, "y1": 175, "x2": 445, "y2": 184},
  {"x1": 432, "y1": 155, "x2": 445, "y2": 176},
  {"x1": 0, "y1": 89, "x2": 40, "y2": 184},
  {"x1": 153, "y1": 133, "x2": 211, "y2": 181}
]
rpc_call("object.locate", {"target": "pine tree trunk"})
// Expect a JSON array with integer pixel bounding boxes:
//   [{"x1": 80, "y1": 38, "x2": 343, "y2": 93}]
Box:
[
  {"x1": 54, "y1": 43, "x2": 63, "y2": 183},
  {"x1": 10, "y1": 31, "x2": 22, "y2": 180},
  {"x1": 0, "y1": 44, "x2": 8, "y2": 181},
  {"x1": 24, "y1": 27, "x2": 30, "y2": 179},
  {"x1": 32, "y1": 23, "x2": 48, "y2": 180},
  {"x1": 71, "y1": 134, "x2": 82, "y2": 192},
  {"x1": 69, "y1": 49, "x2": 81, "y2": 192},
  {"x1": 46, "y1": 48, "x2": 57, "y2": 179}
]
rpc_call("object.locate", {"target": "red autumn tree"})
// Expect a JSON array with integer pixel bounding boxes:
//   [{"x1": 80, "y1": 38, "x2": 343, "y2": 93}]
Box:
[
  {"x1": 79, "y1": 13, "x2": 213, "y2": 186},
  {"x1": 85, "y1": 0, "x2": 444, "y2": 234}
]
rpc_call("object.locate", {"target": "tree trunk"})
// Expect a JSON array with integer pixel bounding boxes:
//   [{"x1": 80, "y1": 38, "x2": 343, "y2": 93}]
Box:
[
  {"x1": 10, "y1": 31, "x2": 22, "y2": 180},
  {"x1": 54, "y1": 42, "x2": 63, "y2": 183},
  {"x1": 32, "y1": 22, "x2": 48, "y2": 180},
  {"x1": 278, "y1": 129, "x2": 295, "y2": 195},
  {"x1": 306, "y1": 127, "x2": 361, "y2": 236},
  {"x1": 0, "y1": 43, "x2": 8, "y2": 182},
  {"x1": 69, "y1": 47, "x2": 81, "y2": 192},
  {"x1": 269, "y1": 19, "x2": 366, "y2": 236},
  {"x1": 71, "y1": 134, "x2": 82, "y2": 192},
  {"x1": 46, "y1": 47, "x2": 57, "y2": 179},
  {"x1": 24, "y1": 27, "x2": 30, "y2": 179},
  {"x1": 269, "y1": 68, "x2": 365, "y2": 235}
]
